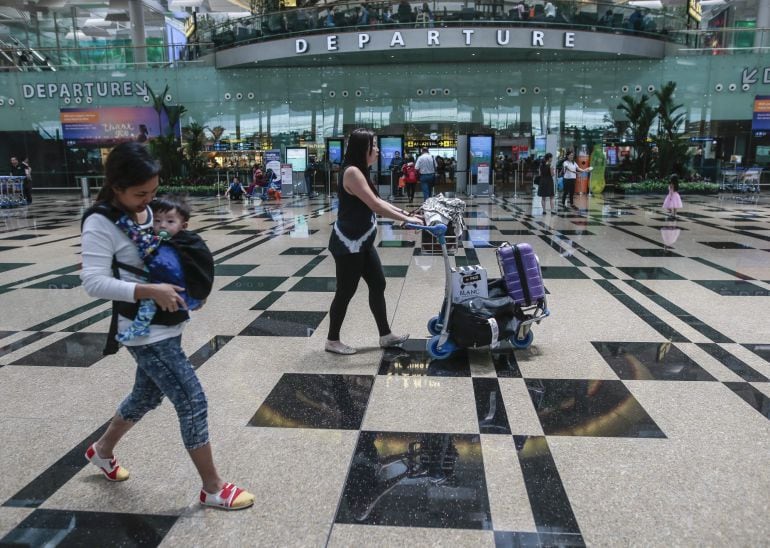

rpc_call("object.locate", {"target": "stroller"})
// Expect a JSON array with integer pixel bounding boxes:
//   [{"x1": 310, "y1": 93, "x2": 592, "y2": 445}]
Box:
[{"x1": 406, "y1": 195, "x2": 550, "y2": 360}]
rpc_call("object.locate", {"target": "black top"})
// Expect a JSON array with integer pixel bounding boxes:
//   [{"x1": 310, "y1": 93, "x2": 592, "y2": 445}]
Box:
[
  {"x1": 328, "y1": 165, "x2": 376, "y2": 256},
  {"x1": 9, "y1": 164, "x2": 26, "y2": 177}
]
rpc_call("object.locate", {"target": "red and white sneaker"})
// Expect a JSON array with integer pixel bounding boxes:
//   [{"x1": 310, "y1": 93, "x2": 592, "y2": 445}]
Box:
[
  {"x1": 84, "y1": 443, "x2": 130, "y2": 482},
  {"x1": 199, "y1": 482, "x2": 255, "y2": 510}
]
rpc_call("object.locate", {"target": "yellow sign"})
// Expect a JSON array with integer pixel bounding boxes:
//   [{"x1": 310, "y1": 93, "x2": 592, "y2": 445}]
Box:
[
  {"x1": 688, "y1": 0, "x2": 702, "y2": 23},
  {"x1": 184, "y1": 17, "x2": 196, "y2": 38}
]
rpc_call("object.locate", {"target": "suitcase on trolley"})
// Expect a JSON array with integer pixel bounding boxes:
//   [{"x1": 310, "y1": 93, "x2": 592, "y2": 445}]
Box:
[{"x1": 496, "y1": 243, "x2": 545, "y2": 306}]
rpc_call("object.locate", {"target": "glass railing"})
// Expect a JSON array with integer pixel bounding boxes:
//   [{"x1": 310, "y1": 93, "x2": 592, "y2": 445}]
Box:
[
  {"x1": 201, "y1": 0, "x2": 687, "y2": 50},
  {"x1": 669, "y1": 27, "x2": 770, "y2": 55}
]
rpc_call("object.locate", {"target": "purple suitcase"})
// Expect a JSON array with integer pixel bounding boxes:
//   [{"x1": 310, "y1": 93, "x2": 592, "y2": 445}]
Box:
[{"x1": 496, "y1": 243, "x2": 545, "y2": 306}]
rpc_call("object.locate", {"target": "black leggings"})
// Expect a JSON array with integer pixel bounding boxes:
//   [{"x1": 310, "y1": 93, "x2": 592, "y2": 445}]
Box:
[
  {"x1": 327, "y1": 246, "x2": 390, "y2": 341},
  {"x1": 561, "y1": 179, "x2": 576, "y2": 206},
  {"x1": 406, "y1": 183, "x2": 416, "y2": 202}
]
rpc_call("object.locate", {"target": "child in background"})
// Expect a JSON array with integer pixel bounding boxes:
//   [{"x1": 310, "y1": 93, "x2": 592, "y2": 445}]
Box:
[
  {"x1": 115, "y1": 195, "x2": 213, "y2": 342},
  {"x1": 663, "y1": 174, "x2": 683, "y2": 218}
]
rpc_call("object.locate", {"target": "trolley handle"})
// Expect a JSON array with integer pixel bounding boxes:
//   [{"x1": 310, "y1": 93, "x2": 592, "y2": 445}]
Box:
[{"x1": 404, "y1": 223, "x2": 447, "y2": 237}]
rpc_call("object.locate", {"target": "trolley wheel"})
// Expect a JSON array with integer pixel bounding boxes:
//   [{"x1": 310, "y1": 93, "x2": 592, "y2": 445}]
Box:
[
  {"x1": 427, "y1": 316, "x2": 443, "y2": 336},
  {"x1": 510, "y1": 330, "x2": 534, "y2": 349},
  {"x1": 427, "y1": 335, "x2": 455, "y2": 360}
]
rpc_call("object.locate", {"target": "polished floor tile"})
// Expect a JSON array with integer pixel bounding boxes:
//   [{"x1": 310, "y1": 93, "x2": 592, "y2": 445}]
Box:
[
  {"x1": 238, "y1": 310, "x2": 327, "y2": 336},
  {"x1": 335, "y1": 431, "x2": 492, "y2": 530},
  {"x1": 723, "y1": 382, "x2": 770, "y2": 419},
  {"x1": 616, "y1": 267, "x2": 685, "y2": 280},
  {"x1": 214, "y1": 264, "x2": 258, "y2": 276},
  {"x1": 524, "y1": 379, "x2": 666, "y2": 438},
  {"x1": 289, "y1": 276, "x2": 336, "y2": 292},
  {"x1": 695, "y1": 280, "x2": 770, "y2": 297},
  {"x1": 25, "y1": 275, "x2": 82, "y2": 290},
  {"x1": 743, "y1": 343, "x2": 770, "y2": 363},
  {"x1": 699, "y1": 241, "x2": 755, "y2": 249},
  {"x1": 696, "y1": 343, "x2": 769, "y2": 382},
  {"x1": 382, "y1": 265, "x2": 408, "y2": 277},
  {"x1": 248, "y1": 373, "x2": 373, "y2": 430},
  {"x1": 540, "y1": 267, "x2": 588, "y2": 279},
  {"x1": 0, "y1": 509, "x2": 177, "y2": 547},
  {"x1": 0, "y1": 263, "x2": 32, "y2": 273},
  {"x1": 378, "y1": 240, "x2": 415, "y2": 248},
  {"x1": 628, "y1": 248, "x2": 683, "y2": 257},
  {"x1": 250, "y1": 291, "x2": 284, "y2": 310},
  {"x1": 592, "y1": 342, "x2": 716, "y2": 381},
  {"x1": 378, "y1": 339, "x2": 471, "y2": 377},
  {"x1": 10, "y1": 333, "x2": 107, "y2": 368},
  {"x1": 280, "y1": 246, "x2": 326, "y2": 255},
  {"x1": 221, "y1": 276, "x2": 287, "y2": 291},
  {"x1": 473, "y1": 378, "x2": 511, "y2": 435}
]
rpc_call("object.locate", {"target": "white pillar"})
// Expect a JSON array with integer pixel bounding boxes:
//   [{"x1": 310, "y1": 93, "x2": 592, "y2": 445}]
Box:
[
  {"x1": 128, "y1": 0, "x2": 147, "y2": 65},
  {"x1": 756, "y1": 0, "x2": 770, "y2": 50}
]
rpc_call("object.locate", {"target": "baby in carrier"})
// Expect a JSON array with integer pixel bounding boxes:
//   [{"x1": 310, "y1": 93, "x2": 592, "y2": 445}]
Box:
[{"x1": 115, "y1": 195, "x2": 213, "y2": 342}]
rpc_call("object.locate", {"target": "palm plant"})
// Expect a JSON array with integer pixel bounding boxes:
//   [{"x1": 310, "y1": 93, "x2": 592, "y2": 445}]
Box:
[
  {"x1": 182, "y1": 122, "x2": 209, "y2": 180},
  {"x1": 617, "y1": 94, "x2": 656, "y2": 178},
  {"x1": 654, "y1": 81, "x2": 689, "y2": 177}
]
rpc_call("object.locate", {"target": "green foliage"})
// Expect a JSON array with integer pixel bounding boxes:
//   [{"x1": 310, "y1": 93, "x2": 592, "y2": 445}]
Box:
[
  {"x1": 616, "y1": 94, "x2": 656, "y2": 178},
  {"x1": 157, "y1": 184, "x2": 219, "y2": 196},
  {"x1": 653, "y1": 81, "x2": 689, "y2": 177},
  {"x1": 182, "y1": 122, "x2": 209, "y2": 179},
  {"x1": 618, "y1": 180, "x2": 719, "y2": 194}
]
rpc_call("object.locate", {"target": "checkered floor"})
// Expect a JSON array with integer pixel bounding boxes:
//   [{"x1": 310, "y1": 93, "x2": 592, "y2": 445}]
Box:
[{"x1": 0, "y1": 190, "x2": 769, "y2": 547}]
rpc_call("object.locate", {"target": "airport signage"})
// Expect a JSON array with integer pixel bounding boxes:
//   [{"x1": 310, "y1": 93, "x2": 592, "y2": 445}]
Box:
[
  {"x1": 294, "y1": 28, "x2": 577, "y2": 55},
  {"x1": 688, "y1": 0, "x2": 702, "y2": 23},
  {"x1": 21, "y1": 80, "x2": 148, "y2": 100}
]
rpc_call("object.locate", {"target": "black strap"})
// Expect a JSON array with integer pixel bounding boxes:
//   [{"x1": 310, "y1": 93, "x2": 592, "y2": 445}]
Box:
[
  {"x1": 513, "y1": 244, "x2": 532, "y2": 306},
  {"x1": 103, "y1": 257, "x2": 123, "y2": 356}
]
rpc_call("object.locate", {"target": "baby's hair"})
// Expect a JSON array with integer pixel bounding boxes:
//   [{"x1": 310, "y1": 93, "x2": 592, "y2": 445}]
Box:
[
  {"x1": 151, "y1": 194, "x2": 191, "y2": 222},
  {"x1": 669, "y1": 174, "x2": 680, "y2": 192}
]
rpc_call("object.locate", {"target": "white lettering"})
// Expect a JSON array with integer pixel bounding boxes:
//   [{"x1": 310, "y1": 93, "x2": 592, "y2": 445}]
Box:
[
  {"x1": 564, "y1": 32, "x2": 575, "y2": 48},
  {"x1": 462, "y1": 29, "x2": 474, "y2": 46},
  {"x1": 427, "y1": 30, "x2": 439, "y2": 46},
  {"x1": 123, "y1": 82, "x2": 133, "y2": 96},
  {"x1": 96, "y1": 82, "x2": 108, "y2": 97},
  {"x1": 22, "y1": 84, "x2": 34, "y2": 99},
  {"x1": 48, "y1": 83, "x2": 58, "y2": 97},
  {"x1": 532, "y1": 31, "x2": 544, "y2": 46},
  {"x1": 135, "y1": 82, "x2": 148, "y2": 96},
  {"x1": 36, "y1": 84, "x2": 46, "y2": 98},
  {"x1": 295, "y1": 38, "x2": 308, "y2": 53},
  {"x1": 390, "y1": 31, "x2": 405, "y2": 47},
  {"x1": 73, "y1": 83, "x2": 83, "y2": 97},
  {"x1": 765, "y1": 67, "x2": 770, "y2": 84},
  {"x1": 83, "y1": 82, "x2": 94, "y2": 97},
  {"x1": 358, "y1": 33, "x2": 370, "y2": 49},
  {"x1": 327, "y1": 35, "x2": 338, "y2": 51},
  {"x1": 496, "y1": 30, "x2": 510, "y2": 45},
  {"x1": 59, "y1": 84, "x2": 70, "y2": 98},
  {"x1": 110, "y1": 82, "x2": 121, "y2": 96}
]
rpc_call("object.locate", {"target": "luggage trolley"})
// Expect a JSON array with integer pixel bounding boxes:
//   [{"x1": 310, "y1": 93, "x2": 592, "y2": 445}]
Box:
[
  {"x1": 406, "y1": 221, "x2": 550, "y2": 360},
  {"x1": 0, "y1": 176, "x2": 26, "y2": 208}
]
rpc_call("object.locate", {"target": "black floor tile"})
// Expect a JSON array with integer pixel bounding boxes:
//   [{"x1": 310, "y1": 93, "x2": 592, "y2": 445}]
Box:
[
  {"x1": 226, "y1": 229, "x2": 262, "y2": 235},
  {"x1": 617, "y1": 267, "x2": 685, "y2": 280},
  {"x1": 494, "y1": 530, "x2": 586, "y2": 547},
  {"x1": 382, "y1": 265, "x2": 408, "y2": 277},
  {"x1": 696, "y1": 344, "x2": 768, "y2": 382},
  {"x1": 473, "y1": 378, "x2": 511, "y2": 434},
  {"x1": 10, "y1": 332, "x2": 108, "y2": 368},
  {"x1": 723, "y1": 382, "x2": 770, "y2": 419},
  {"x1": 699, "y1": 241, "x2": 755, "y2": 249},
  {"x1": 280, "y1": 246, "x2": 326, "y2": 255},
  {"x1": 499, "y1": 230, "x2": 533, "y2": 236},
  {"x1": 592, "y1": 341, "x2": 715, "y2": 381},
  {"x1": 335, "y1": 431, "x2": 492, "y2": 529},
  {"x1": 293, "y1": 256, "x2": 326, "y2": 277},
  {"x1": 248, "y1": 373, "x2": 373, "y2": 430},
  {"x1": 695, "y1": 280, "x2": 770, "y2": 297},
  {"x1": 524, "y1": 379, "x2": 666, "y2": 437},
  {"x1": 239, "y1": 310, "x2": 327, "y2": 337},
  {"x1": 189, "y1": 335, "x2": 233, "y2": 370},
  {"x1": 0, "y1": 262, "x2": 32, "y2": 273},
  {"x1": 0, "y1": 234, "x2": 42, "y2": 240},
  {"x1": 556, "y1": 230, "x2": 595, "y2": 236},
  {"x1": 221, "y1": 276, "x2": 286, "y2": 291},
  {"x1": 25, "y1": 275, "x2": 82, "y2": 290},
  {"x1": 628, "y1": 249, "x2": 683, "y2": 257},
  {"x1": 0, "y1": 508, "x2": 177, "y2": 547},
  {"x1": 378, "y1": 339, "x2": 471, "y2": 377},
  {"x1": 492, "y1": 351, "x2": 522, "y2": 378},
  {"x1": 541, "y1": 267, "x2": 588, "y2": 279},
  {"x1": 378, "y1": 240, "x2": 415, "y2": 248},
  {"x1": 61, "y1": 309, "x2": 112, "y2": 332},
  {"x1": 250, "y1": 291, "x2": 284, "y2": 310},
  {"x1": 290, "y1": 277, "x2": 337, "y2": 292},
  {"x1": 214, "y1": 264, "x2": 258, "y2": 276},
  {"x1": 513, "y1": 435, "x2": 583, "y2": 534},
  {"x1": 743, "y1": 344, "x2": 770, "y2": 364}
]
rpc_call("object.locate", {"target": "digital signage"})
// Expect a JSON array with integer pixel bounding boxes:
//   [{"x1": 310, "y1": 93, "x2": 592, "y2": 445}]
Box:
[
  {"x1": 468, "y1": 134, "x2": 493, "y2": 183},
  {"x1": 752, "y1": 96, "x2": 770, "y2": 132},
  {"x1": 327, "y1": 138, "x2": 343, "y2": 166},
  {"x1": 286, "y1": 147, "x2": 307, "y2": 171},
  {"x1": 378, "y1": 135, "x2": 403, "y2": 175},
  {"x1": 60, "y1": 107, "x2": 178, "y2": 144}
]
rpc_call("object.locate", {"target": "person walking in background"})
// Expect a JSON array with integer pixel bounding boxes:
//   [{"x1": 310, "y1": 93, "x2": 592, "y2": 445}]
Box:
[
  {"x1": 325, "y1": 129, "x2": 422, "y2": 355},
  {"x1": 415, "y1": 147, "x2": 436, "y2": 201},
  {"x1": 9, "y1": 156, "x2": 32, "y2": 204},
  {"x1": 402, "y1": 154, "x2": 419, "y2": 202},
  {"x1": 80, "y1": 142, "x2": 254, "y2": 510},
  {"x1": 538, "y1": 152, "x2": 556, "y2": 213},
  {"x1": 663, "y1": 174, "x2": 683, "y2": 218}
]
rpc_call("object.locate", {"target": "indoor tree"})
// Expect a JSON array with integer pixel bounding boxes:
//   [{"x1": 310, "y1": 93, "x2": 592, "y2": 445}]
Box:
[
  {"x1": 616, "y1": 94, "x2": 656, "y2": 178},
  {"x1": 654, "y1": 81, "x2": 689, "y2": 177}
]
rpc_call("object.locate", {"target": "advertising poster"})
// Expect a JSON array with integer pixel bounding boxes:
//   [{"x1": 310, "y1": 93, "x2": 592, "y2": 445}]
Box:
[
  {"x1": 286, "y1": 147, "x2": 307, "y2": 171},
  {"x1": 60, "y1": 107, "x2": 178, "y2": 144},
  {"x1": 534, "y1": 135, "x2": 547, "y2": 156},
  {"x1": 752, "y1": 96, "x2": 770, "y2": 131},
  {"x1": 477, "y1": 163, "x2": 490, "y2": 184},
  {"x1": 468, "y1": 135, "x2": 493, "y2": 176},
  {"x1": 265, "y1": 149, "x2": 282, "y2": 175},
  {"x1": 327, "y1": 139, "x2": 343, "y2": 166},
  {"x1": 378, "y1": 136, "x2": 403, "y2": 175},
  {"x1": 280, "y1": 164, "x2": 293, "y2": 197}
]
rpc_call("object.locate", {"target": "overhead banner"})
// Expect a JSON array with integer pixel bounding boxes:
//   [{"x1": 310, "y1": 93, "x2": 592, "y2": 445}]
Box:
[{"x1": 60, "y1": 107, "x2": 177, "y2": 144}]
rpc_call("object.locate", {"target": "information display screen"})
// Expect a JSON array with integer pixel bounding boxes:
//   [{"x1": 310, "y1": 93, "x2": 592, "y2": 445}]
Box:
[
  {"x1": 286, "y1": 147, "x2": 307, "y2": 171},
  {"x1": 469, "y1": 135, "x2": 493, "y2": 176},
  {"x1": 60, "y1": 107, "x2": 179, "y2": 143},
  {"x1": 327, "y1": 139, "x2": 343, "y2": 166},
  {"x1": 378, "y1": 136, "x2": 403, "y2": 174}
]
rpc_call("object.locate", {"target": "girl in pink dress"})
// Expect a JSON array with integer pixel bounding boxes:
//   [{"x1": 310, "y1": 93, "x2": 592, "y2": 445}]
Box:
[{"x1": 663, "y1": 175, "x2": 683, "y2": 218}]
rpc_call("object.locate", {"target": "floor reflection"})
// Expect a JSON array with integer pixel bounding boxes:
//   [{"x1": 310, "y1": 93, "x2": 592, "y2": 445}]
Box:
[
  {"x1": 378, "y1": 339, "x2": 470, "y2": 377},
  {"x1": 593, "y1": 341, "x2": 716, "y2": 381},
  {"x1": 336, "y1": 431, "x2": 491, "y2": 530}
]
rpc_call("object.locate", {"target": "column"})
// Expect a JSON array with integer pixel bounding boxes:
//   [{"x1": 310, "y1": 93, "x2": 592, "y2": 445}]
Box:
[
  {"x1": 128, "y1": 0, "x2": 147, "y2": 65},
  {"x1": 756, "y1": 0, "x2": 770, "y2": 50}
]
